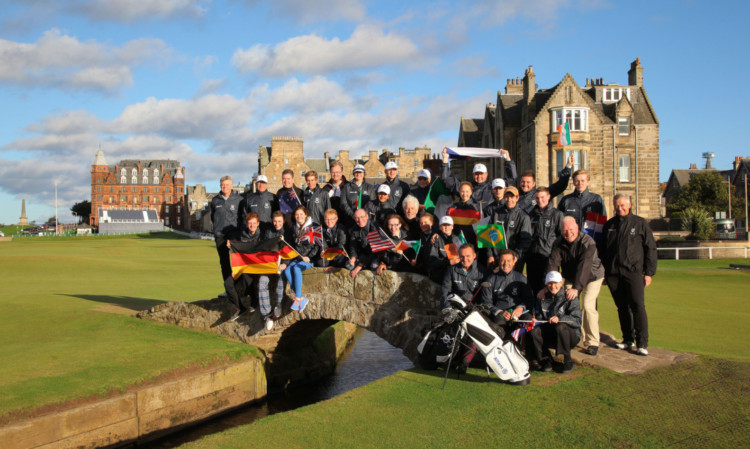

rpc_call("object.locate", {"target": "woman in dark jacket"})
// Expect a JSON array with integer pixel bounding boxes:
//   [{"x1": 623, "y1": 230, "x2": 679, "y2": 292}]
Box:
[
  {"x1": 376, "y1": 214, "x2": 416, "y2": 274},
  {"x1": 284, "y1": 206, "x2": 320, "y2": 312}
]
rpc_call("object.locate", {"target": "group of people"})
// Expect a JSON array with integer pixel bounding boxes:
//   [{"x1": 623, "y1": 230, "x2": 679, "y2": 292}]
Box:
[{"x1": 211, "y1": 147, "x2": 657, "y2": 372}]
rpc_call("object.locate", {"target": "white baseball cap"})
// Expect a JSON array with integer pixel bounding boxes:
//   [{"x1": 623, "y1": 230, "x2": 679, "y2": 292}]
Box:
[
  {"x1": 473, "y1": 163, "x2": 487, "y2": 174},
  {"x1": 418, "y1": 169, "x2": 431, "y2": 179},
  {"x1": 256, "y1": 175, "x2": 268, "y2": 183},
  {"x1": 491, "y1": 178, "x2": 505, "y2": 189},
  {"x1": 377, "y1": 184, "x2": 391, "y2": 194},
  {"x1": 440, "y1": 216, "x2": 454, "y2": 226},
  {"x1": 353, "y1": 164, "x2": 365, "y2": 173},
  {"x1": 384, "y1": 161, "x2": 398, "y2": 170},
  {"x1": 545, "y1": 271, "x2": 563, "y2": 284}
]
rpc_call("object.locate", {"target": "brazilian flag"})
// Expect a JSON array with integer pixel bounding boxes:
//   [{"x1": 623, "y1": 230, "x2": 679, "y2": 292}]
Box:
[{"x1": 476, "y1": 224, "x2": 507, "y2": 249}]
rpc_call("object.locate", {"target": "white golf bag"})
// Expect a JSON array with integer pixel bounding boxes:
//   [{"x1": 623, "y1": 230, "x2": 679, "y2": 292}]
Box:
[{"x1": 460, "y1": 310, "x2": 530, "y2": 385}]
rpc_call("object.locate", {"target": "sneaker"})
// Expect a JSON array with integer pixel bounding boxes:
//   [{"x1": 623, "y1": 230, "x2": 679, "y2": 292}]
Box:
[
  {"x1": 562, "y1": 360, "x2": 575, "y2": 373},
  {"x1": 615, "y1": 341, "x2": 636, "y2": 350},
  {"x1": 637, "y1": 347, "x2": 649, "y2": 356},
  {"x1": 264, "y1": 316, "x2": 274, "y2": 331},
  {"x1": 298, "y1": 297, "x2": 310, "y2": 312},
  {"x1": 583, "y1": 345, "x2": 599, "y2": 356},
  {"x1": 290, "y1": 299, "x2": 301, "y2": 311},
  {"x1": 274, "y1": 304, "x2": 282, "y2": 318},
  {"x1": 228, "y1": 308, "x2": 242, "y2": 322},
  {"x1": 529, "y1": 360, "x2": 542, "y2": 371},
  {"x1": 542, "y1": 359, "x2": 553, "y2": 372}
]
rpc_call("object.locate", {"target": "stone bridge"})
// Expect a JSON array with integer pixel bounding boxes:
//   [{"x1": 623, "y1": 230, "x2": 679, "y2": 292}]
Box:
[{"x1": 138, "y1": 268, "x2": 443, "y2": 362}]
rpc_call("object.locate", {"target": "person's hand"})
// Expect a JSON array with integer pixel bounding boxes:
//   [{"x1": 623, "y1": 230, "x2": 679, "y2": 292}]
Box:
[
  {"x1": 500, "y1": 149, "x2": 511, "y2": 161},
  {"x1": 279, "y1": 263, "x2": 287, "y2": 271},
  {"x1": 565, "y1": 288, "x2": 579, "y2": 300},
  {"x1": 531, "y1": 316, "x2": 537, "y2": 324},
  {"x1": 567, "y1": 153, "x2": 575, "y2": 168},
  {"x1": 502, "y1": 310, "x2": 512, "y2": 321},
  {"x1": 442, "y1": 147, "x2": 449, "y2": 163},
  {"x1": 536, "y1": 287, "x2": 547, "y2": 300},
  {"x1": 511, "y1": 308, "x2": 523, "y2": 320},
  {"x1": 449, "y1": 256, "x2": 460, "y2": 265},
  {"x1": 376, "y1": 263, "x2": 386, "y2": 275},
  {"x1": 549, "y1": 316, "x2": 559, "y2": 324},
  {"x1": 396, "y1": 249, "x2": 403, "y2": 255},
  {"x1": 349, "y1": 257, "x2": 357, "y2": 266},
  {"x1": 430, "y1": 234, "x2": 439, "y2": 244},
  {"x1": 302, "y1": 256, "x2": 310, "y2": 263},
  {"x1": 226, "y1": 240, "x2": 231, "y2": 248},
  {"x1": 644, "y1": 275, "x2": 652, "y2": 288},
  {"x1": 410, "y1": 259, "x2": 417, "y2": 267},
  {"x1": 350, "y1": 266, "x2": 362, "y2": 278}
]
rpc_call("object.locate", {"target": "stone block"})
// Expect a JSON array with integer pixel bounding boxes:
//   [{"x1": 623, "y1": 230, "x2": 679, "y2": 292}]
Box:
[
  {"x1": 352, "y1": 270, "x2": 374, "y2": 301},
  {"x1": 34, "y1": 418, "x2": 138, "y2": 449}
]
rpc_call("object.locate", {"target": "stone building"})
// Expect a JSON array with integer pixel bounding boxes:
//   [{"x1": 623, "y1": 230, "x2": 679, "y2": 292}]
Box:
[
  {"x1": 89, "y1": 150, "x2": 186, "y2": 229},
  {"x1": 456, "y1": 58, "x2": 661, "y2": 220}
]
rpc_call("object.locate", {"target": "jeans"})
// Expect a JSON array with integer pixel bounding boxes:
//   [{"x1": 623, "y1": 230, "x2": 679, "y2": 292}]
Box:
[{"x1": 283, "y1": 259, "x2": 312, "y2": 298}]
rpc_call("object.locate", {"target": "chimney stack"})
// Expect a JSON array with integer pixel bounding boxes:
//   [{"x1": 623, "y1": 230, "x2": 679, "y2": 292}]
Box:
[
  {"x1": 523, "y1": 66, "x2": 535, "y2": 104},
  {"x1": 628, "y1": 57, "x2": 643, "y2": 87}
]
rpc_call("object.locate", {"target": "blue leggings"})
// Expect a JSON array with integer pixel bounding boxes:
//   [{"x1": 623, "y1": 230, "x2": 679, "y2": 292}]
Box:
[{"x1": 284, "y1": 260, "x2": 311, "y2": 298}]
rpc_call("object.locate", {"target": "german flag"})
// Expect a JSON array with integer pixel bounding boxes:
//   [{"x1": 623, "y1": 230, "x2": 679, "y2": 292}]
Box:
[
  {"x1": 447, "y1": 207, "x2": 481, "y2": 226},
  {"x1": 321, "y1": 247, "x2": 347, "y2": 261},
  {"x1": 230, "y1": 237, "x2": 293, "y2": 278}
]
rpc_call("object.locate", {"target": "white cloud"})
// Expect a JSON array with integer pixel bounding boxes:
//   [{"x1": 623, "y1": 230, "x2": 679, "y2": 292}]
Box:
[
  {"x1": 232, "y1": 24, "x2": 419, "y2": 76},
  {"x1": 75, "y1": 0, "x2": 209, "y2": 22},
  {"x1": 262, "y1": 0, "x2": 366, "y2": 24},
  {"x1": 253, "y1": 76, "x2": 358, "y2": 114},
  {"x1": 0, "y1": 29, "x2": 171, "y2": 92}
]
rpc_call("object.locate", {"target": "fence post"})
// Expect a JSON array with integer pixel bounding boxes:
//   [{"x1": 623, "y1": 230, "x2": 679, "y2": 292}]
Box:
[
  {"x1": 676, "y1": 248, "x2": 680, "y2": 260},
  {"x1": 709, "y1": 247, "x2": 713, "y2": 259}
]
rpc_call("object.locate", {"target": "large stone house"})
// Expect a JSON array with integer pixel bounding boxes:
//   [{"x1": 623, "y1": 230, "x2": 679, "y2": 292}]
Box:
[{"x1": 456, "y1": 58, "x2": 660, "y2": 220}]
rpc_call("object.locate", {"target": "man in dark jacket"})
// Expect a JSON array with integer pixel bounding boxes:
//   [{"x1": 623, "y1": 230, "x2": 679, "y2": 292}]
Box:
[
  {"x1": 364, "y1": 184, "x2": 397, "y2": 226},
  {"x1": 428, "y1": 215, "x2": 463, "y2": 284},
  {"x1": 224, "y1": 212, "x2": 263, "y2": 321},
  {"x1": 546, "y1": 216, "x2": 605, "y2": 356},
  {"x1": 440, "y1": 244, "x2": 488, "y2": 308},
  {"x1": 382, "y1": 161, "x2": 411, "y2": 213},
  {"x1": 276, "y1": 169, "x2": 304, "y2": 227},
  {"x1": 240, "y1": 175, "x2": 277, "y2": 231},
  {"x1": 410, "y1": 169, "x2": 432, "y2": 207},
  {"x1": 598, "y1": 193, "x2": 657, "y2": 356},
  {"x1": 440, "y1": 147, "x2": 517, "y2": 207},
  {"x1": 347, "y1": 208, "x2": 378, "y2": 278},
  {"x1": 340, "y1": 164, "x2": 375, "y2": 227},
  {"x1": 516, "y1": 153, "x2": 574, "y2": 214},
  {"x1": 302, "y1": 170, "x2": 331, "y2": 225},
  {"x1": 322, "y1": 161, "x2": 347, "y2": 211},
  {"x1": 526, "y1": 186, "x2": 564, "y2": 294},
  {"x1": 485, "y1": 186, "x2": 532, "y2": 271},
  {"x1": 479, "y1": 249, "x2": 533, "y2": 338},
  {"x1": 557, "y1": 169, "x2": 607, "y2": 230},
  {"x1": 211, "y1": 175, "x2": 243, "y2": 295}
]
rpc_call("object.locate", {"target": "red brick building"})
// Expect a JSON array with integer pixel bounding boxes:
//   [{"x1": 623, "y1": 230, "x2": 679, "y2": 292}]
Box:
[{"x1": 89, "y1": 150, "x2": 186, "y2": 229}]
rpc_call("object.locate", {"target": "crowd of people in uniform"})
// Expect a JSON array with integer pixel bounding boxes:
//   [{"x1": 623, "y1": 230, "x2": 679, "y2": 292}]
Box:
[{"x1": 211, "y1": 147, "x2": 657, "y2": 375}]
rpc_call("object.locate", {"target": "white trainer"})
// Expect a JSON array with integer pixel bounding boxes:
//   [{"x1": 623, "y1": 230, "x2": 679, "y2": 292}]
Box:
[
  {"x1": 265, "y1": 316, "x2": 274, "y2": 331},
  {"x1": 636, "y1": 347, "x2": 648, "y2": 356}
]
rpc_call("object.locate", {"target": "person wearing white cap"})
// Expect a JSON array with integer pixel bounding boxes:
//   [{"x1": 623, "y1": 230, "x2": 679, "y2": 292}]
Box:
[
  {"x1": 527, "y1": 270, "x2": 582, "y2": 374},
  {"x1": 240, "y1": 174, "x2": 278, "y2": 231},
  {"x1": 440, "y1": 147, "x2": 517, "y2": 206},
  {"x1": 482, "y1": 178, "x2": 507, "y2": 218},
  {"x1": 425, "y1": 214, "x2": 464, "y2": 283},
  {"x1": 340, "y1": 164, "x2": 375, "y2": 226},
  {"x1": 364, "y1": 183, "x2": 396, "y2": 226},
  {"x1": 410, "y1": 168, "x2": 432, "y2": 206},
  {"x1": 381, "y1": 161, "x2": 411, "y2": 213}
]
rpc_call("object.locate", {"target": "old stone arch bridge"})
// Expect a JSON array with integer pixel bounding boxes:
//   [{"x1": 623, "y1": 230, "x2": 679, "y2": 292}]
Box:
[{"x1": 138, "y1": 268, "x2": 444, "y2": 362}]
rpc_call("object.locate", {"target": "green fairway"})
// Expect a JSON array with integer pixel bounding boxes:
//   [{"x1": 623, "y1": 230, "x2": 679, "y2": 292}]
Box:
[{"x1": 0, "y1": 233, "x2": 258, "y2": 422}]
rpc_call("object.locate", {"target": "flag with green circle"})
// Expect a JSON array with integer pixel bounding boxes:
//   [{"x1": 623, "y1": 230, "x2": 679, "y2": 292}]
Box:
[{"x1": 476, "y1": 224, "x2": 507, "y2": 249}]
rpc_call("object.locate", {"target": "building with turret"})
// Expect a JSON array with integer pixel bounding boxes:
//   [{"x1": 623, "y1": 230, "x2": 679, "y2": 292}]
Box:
[{"x1": 89, "y1": 150, "x2": 186, "y2": 228}]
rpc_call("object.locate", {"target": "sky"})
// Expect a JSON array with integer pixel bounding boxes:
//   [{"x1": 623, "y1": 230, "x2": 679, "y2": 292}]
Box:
[{"x1": 1, "y1": 0, "x2": 748, "y2": 225}]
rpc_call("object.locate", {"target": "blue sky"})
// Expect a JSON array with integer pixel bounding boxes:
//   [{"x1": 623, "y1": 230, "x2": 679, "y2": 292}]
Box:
[{"x1": 0, "y1": 0, "x2": 748, "y2": 225}]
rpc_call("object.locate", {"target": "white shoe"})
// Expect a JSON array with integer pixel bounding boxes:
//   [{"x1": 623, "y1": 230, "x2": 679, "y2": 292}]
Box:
[
  {"x1": 274, "y1": 304, "x2": 282, "y2": 318},
  {"x1": 636, "y1": 347, "x2": 648, "y2": 356},
  {"x1": 615, "y1": 341, "x2": 635, "y2": 350},
  {"x1": 265, "y1": 316, "x2": 274, "y2": 331}
]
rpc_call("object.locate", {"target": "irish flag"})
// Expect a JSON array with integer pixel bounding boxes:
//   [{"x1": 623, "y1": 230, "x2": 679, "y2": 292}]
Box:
[
  {"x1": 557, "y1": 122, "x2": 571, "y2": 147},
  {"x1": 447, "y1": 207, "x2": 481, "y2": 226},
  {"x1": 583, "y1": 212, "x2": 607, "y2": 241}
]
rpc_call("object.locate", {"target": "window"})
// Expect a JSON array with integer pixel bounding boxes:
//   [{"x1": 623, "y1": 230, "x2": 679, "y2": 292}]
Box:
[
  {"x1": 109, "y1": 187, "x2": 114, "y2": 193},
  {"x1": 143, "y1": 187, "x2": 148, "y2": 193},
  {"x1": 153, "y1": 169, "x2": 159, "y2": 177},
  {"x1": 618, "y1": 117, "x2": 630, "y2": 136},
  {"x1": 143, "y1": 169, "x2": 148, "y2": 176},
  {"x1": 177, "y1": 217, "x2": 181, "y2": 226},
  {"x1": 133, "y1": 196, "x2": 138, "y2": 203},
  {"x1": 121, "y1": 187, "x2": 126, "y2": 192},
  {"x1": 557, "y1": 150, "x2": 586, "y2": 173},
  {"x1": 550, "y1": 107, "x2": 589, "y2": 132},
  {"x1": 109, "y1": 196, "x2": 113, "y2": 203},
  {"x1": 131, "y1": 168, "x2": 137, "y2": 176},
  {"x1": 132, "y1": 187, "x2": 137, "y2": 193},
  {"x1": 414, "y1": 160, "x2": 418, "y2": 168},
  {"x1": 619, "y1": 154, "x2": 631, "y2": 182},
  {"x1": 165, "y1": 205, "x2": 170, "y2": 213},
  {"x1": 319, "y1": 175, "x2": 327, "y2": 183},
  {"x1": 177, "y1": 205, "x2": 181, "y2": 213},
  {"x1": 154, "y1": 187, "x2": 159, "y2": 193},
  {"x1": 603, "y1": 87, "x2": 631, "y2": 103},
  {"x1": 121, "y1": 176, "x2": 126, "y2": 184},
  {"x1": 131, "y1": 176, "x2": 137, "y2": 184},
  {"x1": 165, "y1": 187, "x2": 170, "y2": 193},
  {"x1": 154, "y1": 176, "x2": 159, "y2": 184},
  {"x1": 165, "y1": 217, "x2": 170, "y2": 226},
  {"x1": 143, "y1": 176, "x2": 148, "y2": 184},
  {"x1": 120, "y1": 168, "x2": 126, "y2": 175},
  {"x1": 97, "y1": 186, "x2": 101, "y2": 192}
]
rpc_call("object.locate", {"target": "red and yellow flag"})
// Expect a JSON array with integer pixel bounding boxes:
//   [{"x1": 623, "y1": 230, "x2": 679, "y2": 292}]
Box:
[
  {"x1": 321, "y1": 247, "x2": 347, "y2": 260},
  {"x1": 229, "y1": 237, "x2": 297, "y2": 278},
  {"x1": 447, "y1": 207, "x2": 481, "y2": 226}
]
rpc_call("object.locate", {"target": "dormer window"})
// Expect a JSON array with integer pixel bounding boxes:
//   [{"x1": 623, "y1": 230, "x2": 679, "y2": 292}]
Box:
[
  {"x1": 143, "y1": 176, "x2": 148, "y2": 184},
  {"x1": 154, "y1": 176, "x2": 159, "y2": 184},
  {"x1": 131, "y1": 168, "x2": 137, "y2": 176},
  {"x1": 550, "y1": 107, "x2": 589, "y2": 132},
  {"x1": 603, "y1": 87, "x2": 631, "y2": 103},
  {"x1": 143, "y1": 169, "x2": 148, "y2": 176},
  {"x1": 120, "y1": 168, "x2": 126, "y2": 175},
  {"x1": 131, "y1": 176, "x2": 137, "y2": 184},
  {"x1": 121, "y1": 176, "x2": 126, "y2": 184}
]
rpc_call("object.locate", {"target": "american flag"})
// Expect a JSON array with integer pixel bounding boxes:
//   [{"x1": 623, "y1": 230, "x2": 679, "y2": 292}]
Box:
[
  {"x1": 299, "y1": 225, "x2": 324, "y2": 246},
  {"x1": 367, "y1": 229, "x2": 396, "y2": 252},
  {"x1": 510, "y1": 321, "x2": 542, "y2": 344}
]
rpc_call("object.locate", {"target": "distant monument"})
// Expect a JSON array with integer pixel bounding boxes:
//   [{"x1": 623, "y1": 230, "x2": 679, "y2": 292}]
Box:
[{"x1": 17, "y1": 199, "x2": 29, "y2": 226}]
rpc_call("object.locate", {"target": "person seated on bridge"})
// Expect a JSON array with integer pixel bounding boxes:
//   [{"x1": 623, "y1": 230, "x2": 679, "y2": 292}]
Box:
[
  {"x1": 347, "y1": 208, "x2": 379, "y2": 278},
  {"x1": 285, "y1": 205, "x2": 319, "y2": 312},
  {"x1": 427, "y1": 216, "x2": 463, "y2": 284},
  {"x1": 365, "y1": 184, "x2": 397, "y2": 227},
  {"x1": 258, "y1": 211, "x2": 286, "y2": 330},
  {"x1": 440, "y1": 244, "x2": 488, "y2": 309},
  {"x1": 413, "y1": 212, "x2": 436, "y2": 274},
  {"x1": 479, "y1": 249, "x2": 533, "y2": 339},
  {"x1": 376, "y1": 214, "x2": 417, "y2": 275},
  {"x1": 225, "y1": 212, "x2": 262, "y2": 322},
  {"x1": 321, "y1": 208, "x2": 351, "y2": 272},
  {"x1": 527, "y1": 271, "x2": 582, "y2": 374}
]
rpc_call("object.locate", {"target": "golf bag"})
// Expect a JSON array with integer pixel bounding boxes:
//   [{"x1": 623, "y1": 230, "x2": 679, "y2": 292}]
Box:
[
  {"x1": 417, "y1": 319, "x2": 463, "y2": 370},
  {"x1": 460, "y1": 310, "x2": 531, "y2": 385}
]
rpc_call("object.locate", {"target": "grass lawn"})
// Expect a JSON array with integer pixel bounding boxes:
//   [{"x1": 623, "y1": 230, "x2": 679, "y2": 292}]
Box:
[
  {"x1": 179, "y1": 257, "x2": 750, "y2": 449},
  {"x1": 0, "y1": 233, "x2": 258, "y2": 423}
]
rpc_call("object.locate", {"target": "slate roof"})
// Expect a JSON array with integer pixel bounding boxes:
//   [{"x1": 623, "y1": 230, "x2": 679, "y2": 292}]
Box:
[
  {"x1": 459, "y1": 118, "x2": 484, "y2": 147},
  {"x1": 305, "y1": 158, "x2": 329, "y2": 174}
]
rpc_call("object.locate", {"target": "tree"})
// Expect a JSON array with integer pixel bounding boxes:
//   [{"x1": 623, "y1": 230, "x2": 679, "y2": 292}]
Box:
[
  {"x1": 668, "y1": 171, "x2": 746, "y2": 220},
  {"x1": 680, "y1": 207, "x2": 713, "y2": 240},
  {"x1": 71, "y1": 200, "x2": 91, "y2": 225}
]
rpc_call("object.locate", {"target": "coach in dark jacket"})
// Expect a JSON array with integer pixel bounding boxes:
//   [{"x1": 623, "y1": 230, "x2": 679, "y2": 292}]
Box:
[
  {"x1": 347, "y1": 209, "x2": 378, "y2": 278},
  {"x1": 240, "y1": 175, "x2": 277, "y2": 230},
  {"x1": 485, "y1": 186, "x2": 532, "y2": 271},
  {"x1": 211, "y1": 176, "x2": 243, "y2": 288},
  {"x1": 302, "y1": 171, "x2": 331, "y2": 225},
  {"x1": 557, "y1": 169, "x2": 606, "y2": 230},
  {"x1": 598, "y1": 193, "x2": 657, "y2": 355},
  {"x1": 479, "y1": 249, "x2": 533, "y2": 338},
  {"x1": 276, "y1": 169, "x2": 305, "y2": 226},
  {"x1": 440, "y1": 244, "x2": 488, "y2": 308},
  {"x1": 340, "y1": 164, "x2": 375, "y2": 226},
  {"x1": 526, "y1": 186, "x2": 564, "y2": 294}
]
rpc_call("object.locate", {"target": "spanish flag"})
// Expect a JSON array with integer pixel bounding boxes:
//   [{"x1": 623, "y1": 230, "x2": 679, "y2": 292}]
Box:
[
  {"x1": 476, "y1": 224, "x2": 507, "y2": 249},
  {"x1": 447, "y1": 207, "x2": 481, "y2": 226},
  {"x1": 230, "y1": 237, "x2": 297, "y2": 278}
]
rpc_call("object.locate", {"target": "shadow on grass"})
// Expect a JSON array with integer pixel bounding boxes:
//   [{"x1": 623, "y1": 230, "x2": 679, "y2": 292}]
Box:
[{"x1": 61, "y1": 294, "x2": 167, "y2": 311}]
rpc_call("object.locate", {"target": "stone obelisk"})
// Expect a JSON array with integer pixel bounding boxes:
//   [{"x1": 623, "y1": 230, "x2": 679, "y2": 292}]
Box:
[{"x1": 18, "y1": 199, "x2": 29, "y2": 226}]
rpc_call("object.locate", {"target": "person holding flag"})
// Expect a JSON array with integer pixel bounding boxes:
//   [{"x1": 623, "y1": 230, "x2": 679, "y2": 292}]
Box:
[
  {"x1": 400, "y1": 195, "x2": 421, "y2": 240},
  {"x1": 410, "y1": 169, "x2": 432, "y2": 208},
  {"x1": 321, "y1": 208, "x2": 351, "y2": 271},
  {"x1": 427, "y1": 216, "x2": 464, "y2": 284},
  {"x1": 277, "y1": 169, "x2": 304, "y2": 227},
  {"x1": 284, "y1": 205, "x2": 320, "y2": 312},
  {"x1": 516, "y1": 152, "x2": 574, "y2": 214},
  {"x1": 446, "y1": 182, "x2": 481, "y2": 251},
  {"x1": 440, "y1": 147, "x2": 517, "y2": 205},
  {"x1": 484, "y1": 186, "x2": 531, "y2": 271},
  {"x1": 224, "y1": 212, "x2": 263, "y2": 322},
  {"x1": 479, "y1": 249, "x2": 533, "y2": 339},
  {"x1": 414, "y1": 212, "x2": 437, "y2": 274},
  {"x1": 557, "y1": 169, "x2": 607, "y2": 231},
  {"x1": 376, "y1": 214, "x2": 417, "y2": 274},
  {"x1": 527, "y1": 271, "x2": 582, "y2": 373},
  {"x1": 211, "y1": 175, "x2": 243, "y2": 298},
  {"x1": 347, "y1": 208, "x2": 379, "y2": 278},
  {"x1": 340, "y1": 164, "x2": 375, "y2": 227}
]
